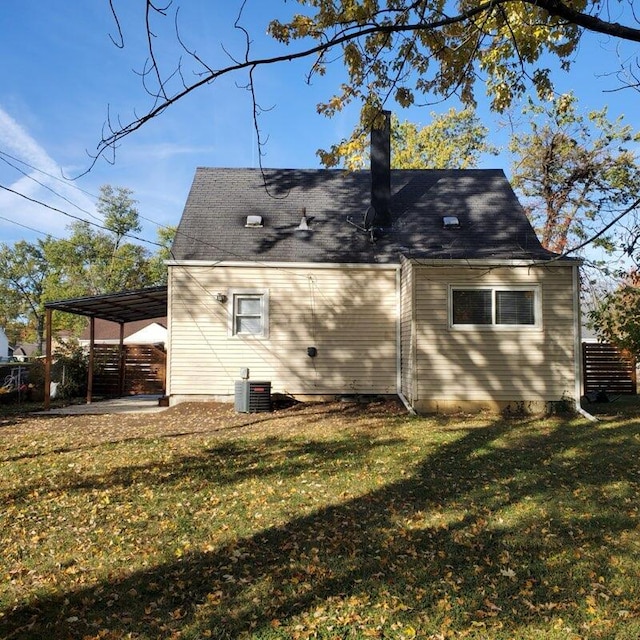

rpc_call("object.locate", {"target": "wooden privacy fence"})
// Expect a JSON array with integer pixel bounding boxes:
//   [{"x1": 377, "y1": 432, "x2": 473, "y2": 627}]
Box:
[
  {"x1": 93, "y1": 344, "x2": 166, "y2": 397},
  {"x1": 582, "y1": 342, "x2": 637, "y2": 396}
]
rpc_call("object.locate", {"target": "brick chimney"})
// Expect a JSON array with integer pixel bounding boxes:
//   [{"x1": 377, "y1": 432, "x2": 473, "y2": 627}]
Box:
[{"x1": 370, "y1": 110, "x2": 391, "y2": 229}]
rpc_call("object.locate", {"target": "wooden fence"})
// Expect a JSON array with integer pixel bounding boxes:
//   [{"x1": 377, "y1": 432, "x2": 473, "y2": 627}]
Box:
[
  {"x1": 93, "y1": 344, "x2": 166, "y2": 397},
  {"x1": 582, "y1": 342, "x2": 637, "y2": 396}
]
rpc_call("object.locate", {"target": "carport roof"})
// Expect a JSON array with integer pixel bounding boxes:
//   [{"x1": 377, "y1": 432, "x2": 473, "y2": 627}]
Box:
[{"x1": 45, "y1": 286, "x2": 168, "y2": 324}]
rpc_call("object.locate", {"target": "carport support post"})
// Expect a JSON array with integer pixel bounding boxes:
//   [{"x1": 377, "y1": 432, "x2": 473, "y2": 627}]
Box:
[
  {"x1": 87, "y1": 317, "x2": 95, "y2": 404},
  {"x1": 118, "y1": 322, "x2": 125, "y2": 397},
  {"x1": 44, "y1": 308, "x2": 52, "y2": 410}
]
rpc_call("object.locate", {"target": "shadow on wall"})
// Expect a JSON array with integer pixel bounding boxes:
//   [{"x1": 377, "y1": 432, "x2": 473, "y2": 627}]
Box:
[{"x1": 170, "y1": 264, "x2": 399, "y2": 398}]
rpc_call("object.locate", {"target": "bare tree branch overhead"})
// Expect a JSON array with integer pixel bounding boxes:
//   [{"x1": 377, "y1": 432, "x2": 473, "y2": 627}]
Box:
[{"x1": 94, "y1": 0, "x2": 640, "y2": 167}]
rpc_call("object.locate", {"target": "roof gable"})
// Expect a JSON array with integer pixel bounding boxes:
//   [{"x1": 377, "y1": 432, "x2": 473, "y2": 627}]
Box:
[
  {"x1": 171, "y1": 167, "x2": 557, "y2": 263},
  {"x1": 79, "y1": 317, "x2": 167, "y2": 341}
]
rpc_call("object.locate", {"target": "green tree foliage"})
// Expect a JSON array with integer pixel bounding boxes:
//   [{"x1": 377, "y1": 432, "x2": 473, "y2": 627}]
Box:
[
  {"x1": 99, "y1": 185, "x2": 142, "y2": 246},
  {"x1": 43, "y1": 186, "x2": 163, "y2": 298},
  {"x1": 44, "y1": 220, "x2": 150, "y2": 298},
  {"x1": 0, "y1": 240, "x2": 50, "y2": 351},
  {"x1": 0, "y1": 186, "x2": 170, "y2": 346},
  {"x1": 52, "y1": 339, "x2": 89, "y2": 399},
  {"x1": 268, "y1": 1, "x2": 640, "y2": 122},
  {"x1": 320, "y1": 108, "x2": 497, "y2": 169},
  {"x1": 146, "y1": 226, "x2": 177, "y2": 286},
  {"x1": 27, "y1": 338, "x2": 89, "y2": 400},
  {"x1": 589, "y1": 273, "x2": 640, "y2": 359},
  {"x1": 509, "y1": 93, "x2": 640, "y2": 255}
]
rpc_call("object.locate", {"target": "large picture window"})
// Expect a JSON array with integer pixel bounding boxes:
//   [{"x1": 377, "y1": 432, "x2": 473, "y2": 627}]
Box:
[
  {"x1": 451, "y1": 287, "x2": 538, "y2": 327},
  {"x1": 229, "y1": 290, "x2": 269, "y2": 337}
]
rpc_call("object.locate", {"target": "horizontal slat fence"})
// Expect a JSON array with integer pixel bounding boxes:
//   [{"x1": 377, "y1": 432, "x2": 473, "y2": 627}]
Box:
[
  {"x1": 582, "y1": 342, "x2": 636, "y2": 396},
  {"x1": 93, "y1": 344, "x2": 166, "y2": 396}
]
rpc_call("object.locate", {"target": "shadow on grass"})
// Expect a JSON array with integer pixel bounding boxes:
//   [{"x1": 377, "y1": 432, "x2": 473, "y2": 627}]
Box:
[
  {"x1": 2, "y1": 414, "x2": 640, "y2": 639},
  {"x1": 3, "y1": 431, "x2": 406, "y2": 505}
]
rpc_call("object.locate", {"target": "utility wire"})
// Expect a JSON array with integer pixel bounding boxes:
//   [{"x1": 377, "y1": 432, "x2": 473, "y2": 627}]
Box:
[
  {"x1": 0, "y1": 214, "x2": 62, "y2": 240},
  {"x1": 0, "y1": 183, "x2": 164, "y2": 249},
  {"x1": 0, "y1": 150, "x2": 98, "y2": 199},
  {"x1": 558, "y1": 197, "x2": 640, "y2": 260},
  {"x1": 0, "y1": 153, "x2": 103, "y2": 221},
  {"x1": 0, "y1": 185, "x2": 332, "y2": 283},
  {"x1": 0, "y1": 148, "x2": 182, "y2": 245}
]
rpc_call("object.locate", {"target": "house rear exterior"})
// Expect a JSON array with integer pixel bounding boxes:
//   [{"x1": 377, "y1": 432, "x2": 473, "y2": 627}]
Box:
[{"x1": 167, "y1": 117, "x2": 580, "y2": 413}]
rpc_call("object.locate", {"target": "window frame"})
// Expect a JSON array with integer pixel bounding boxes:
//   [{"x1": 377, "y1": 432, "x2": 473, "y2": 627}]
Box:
[
  {"x1": 228, "y1": 289, "x2": 270, "y2": 338},
  {"x1": 448, "y1": 285, "x2": 541, "y2": 330}
]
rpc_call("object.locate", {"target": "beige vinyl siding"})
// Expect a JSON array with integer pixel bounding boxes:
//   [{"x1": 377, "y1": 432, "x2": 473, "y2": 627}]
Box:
[
  {"x1": 412, "y1": 264, "x2": 576, "y2": 404},
  {"x1": 400, "y1": 259, "x2": 415, "y2": 403},
  {"x1": 168, "y1": 264, "x2": 399, "y2": 398}
]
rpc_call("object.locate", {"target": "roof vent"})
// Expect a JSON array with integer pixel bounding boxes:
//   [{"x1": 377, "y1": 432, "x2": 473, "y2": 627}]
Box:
[
  {"x1": 296, "y1": 209, "x2": 311, "y2": 231},
  {"x1": 443, "y1": 216, "x2": 460, "y2": 229},
  {"x1": 245, "y1": 215, "x2": 263, "y2": 228}
]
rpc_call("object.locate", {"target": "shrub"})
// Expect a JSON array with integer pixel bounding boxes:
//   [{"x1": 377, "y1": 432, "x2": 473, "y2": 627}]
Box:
[{"x1": 52, "y1": 340, "x2": 88, "y2": 399}]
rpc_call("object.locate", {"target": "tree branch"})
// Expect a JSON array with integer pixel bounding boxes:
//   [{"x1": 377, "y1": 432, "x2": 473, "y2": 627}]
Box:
[{"x1": 92, "y1": 0, "x2": 640, "y2": 170}]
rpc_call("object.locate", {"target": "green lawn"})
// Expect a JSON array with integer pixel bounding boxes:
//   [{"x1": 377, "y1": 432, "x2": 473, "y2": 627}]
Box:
[{"x1": 1, "y1": 399, "x2": 639, "y2": 639}]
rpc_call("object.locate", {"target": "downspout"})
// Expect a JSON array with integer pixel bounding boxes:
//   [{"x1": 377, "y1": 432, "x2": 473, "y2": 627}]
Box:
[
  {"x1": 573, "y1": 263, "x2": 598, "y2": 422},
  {"x1": 396, "y1": 266, "x2": 416, "y2": 415},
  {"x1": 165, "y1": 267, "x2": 173, "y2": 402}
]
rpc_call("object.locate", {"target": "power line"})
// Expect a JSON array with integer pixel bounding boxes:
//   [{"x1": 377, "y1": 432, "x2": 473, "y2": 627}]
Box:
[
  {"x1": 0, "y1": 183, "x2": 164, "y2": 249},
  {"x1": 0, "y1": 148, "x2": 181, "y2": 243},
  {"x1": 0, "y1": 154, "x2": 103, "y2": 222},
  {"x1": 0, "y1": 148, "x2": 256, "y2": 261},
  {"x1": 0, "y1": 149, "x2": 98, "y2": 200},
  {"x1": 0, "y1": 214, "x2": 62, "y2": 240},
  {"x1": 0, "y1": 161, "x2": 310, "y2": 272}
]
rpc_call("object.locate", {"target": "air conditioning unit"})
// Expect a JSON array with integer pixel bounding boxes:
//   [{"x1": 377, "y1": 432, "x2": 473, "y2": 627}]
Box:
[{"x1": 234, "y1": 380, "x2": 272, "y2": 413}]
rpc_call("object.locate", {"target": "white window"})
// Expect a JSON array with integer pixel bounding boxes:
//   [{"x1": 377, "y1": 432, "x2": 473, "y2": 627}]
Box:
[
  {"x1": 450, "y1": 287, "x2": 539, "y2": 327},
  {"x1": 229, "y1": 290, "x2": 269, "y2": 337}
]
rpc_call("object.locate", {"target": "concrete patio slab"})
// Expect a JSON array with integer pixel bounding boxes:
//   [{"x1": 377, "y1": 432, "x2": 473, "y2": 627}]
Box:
[{"x1": 39, "y1": 395, "x2": 168, "y2": 415}]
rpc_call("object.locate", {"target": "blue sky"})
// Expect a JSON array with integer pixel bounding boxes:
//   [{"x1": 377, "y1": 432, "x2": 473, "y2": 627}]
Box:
[{"x1": 1, "y1": 1, "x2": 638, "y2": 249}]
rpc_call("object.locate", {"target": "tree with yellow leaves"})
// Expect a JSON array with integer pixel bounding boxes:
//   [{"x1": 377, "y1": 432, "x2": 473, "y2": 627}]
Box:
[
  {"x1": 319, "y1": 108, "x2": 497, "y2": 169},
  {"x1": 99, "y1": 1, "x2": 640, "y2": 163}
]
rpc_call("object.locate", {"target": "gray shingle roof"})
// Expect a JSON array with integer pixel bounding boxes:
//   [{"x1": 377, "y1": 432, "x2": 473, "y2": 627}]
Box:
[{"x1": 171, "y1": 167, "x2": 558, "y2": 263}]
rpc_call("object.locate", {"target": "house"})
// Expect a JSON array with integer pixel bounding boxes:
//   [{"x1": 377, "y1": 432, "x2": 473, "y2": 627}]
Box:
[
  {"x1": 11, "y1": 342, "x2": 39, "y2": 362},
  {"x1": 166, "y1": 112, "x2": 581, "y2": 414},
  {"x1": 78, "y1": 317, "x2": 167, "y2": 348}
]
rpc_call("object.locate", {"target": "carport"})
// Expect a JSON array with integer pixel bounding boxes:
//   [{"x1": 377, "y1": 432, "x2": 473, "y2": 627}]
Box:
[{"x1": 43, "y1": 286, "x2": 168, "y2": 410}]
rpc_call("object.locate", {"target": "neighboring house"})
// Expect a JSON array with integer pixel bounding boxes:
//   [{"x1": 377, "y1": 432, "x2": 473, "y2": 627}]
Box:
[
  {"x1": 79, "y1": 318, "x2": 167, "y2": 347},
  {"x1": 11, "y1": 335, "x2": 73, "y2": 360},
  {"x1": 166, "y1": 112, "x2": 582, "y2": 414},
  {"x1": 11, "y1": 343, "x2": 39, "y2": 362}
]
